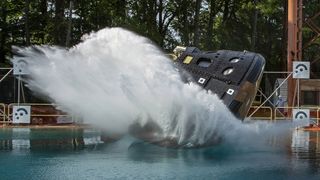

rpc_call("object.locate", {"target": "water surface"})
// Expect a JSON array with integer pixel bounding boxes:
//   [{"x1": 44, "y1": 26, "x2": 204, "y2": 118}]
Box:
[{"x1": 0, "y1": 121, "x2": 320, "y2": 180}]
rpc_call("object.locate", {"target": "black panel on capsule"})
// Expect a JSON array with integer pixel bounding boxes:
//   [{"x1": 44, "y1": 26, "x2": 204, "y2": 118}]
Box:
[{"x1": 175, "y1": 47, "x2": 265, "y2": 119}]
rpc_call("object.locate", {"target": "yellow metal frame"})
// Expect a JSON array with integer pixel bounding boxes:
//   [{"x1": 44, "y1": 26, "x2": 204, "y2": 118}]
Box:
[
  {"x1": 249, "y1": 106, "x2": 273, "y2": 120},
  {"x1": 2, "y1": 103, "x2": 319, "y2": 124},
  {"x1": 273, "y1": 106, "x2": 288, "y2": 120},
  {"x1": 317, "y1": 108, "x2": 320, "y2": 125},
  {"x1": 0, "y1": 103, "x2": 5, "y2": 122}
]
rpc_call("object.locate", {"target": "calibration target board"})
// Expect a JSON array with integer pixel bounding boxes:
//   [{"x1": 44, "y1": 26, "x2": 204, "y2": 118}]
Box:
[
  {"x1": 12, "y1": 106, "x2": 31, "y2": 124},
  {"x1": 12, "y1": 59, "x2": 29, "y2": 75},
  {"x1": 293, "y1": 61, "x2": 310, "y2": 79},
  {"x1": 292, "y1": 109, "x2": 310, "y2": 121},
  {"x1": 57, "y1": 116, "x2": 73, "y2": 124}
]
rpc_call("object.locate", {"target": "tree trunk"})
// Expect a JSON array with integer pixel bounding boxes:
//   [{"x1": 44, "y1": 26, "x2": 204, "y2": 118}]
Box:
[
  {"x1": 222, "y1": 0, "x2": 230, "y2": 22},
  {"x1": 158, "y1": 0, "x2": 164, "y2": 47},
  {"x1": 193, "y1": 0, "x2": 202, "y2": 47},
  {"x1": 25, "y1": 0, "x2": 30, "y2": 46},
  {"x1": 54, "y1": 0, "x2": 65, "y2": 46},
  {"x1": 0, "y1": 1, "x2": 8, "y2": 64},
  {"x1": 251, "y1": 0, "x2": 258, "y2": 51},
  {"x1": 206, "y1": 0, "x2": 215, "y2": 50},
  {"x1": 95, "y1": 0, "x2": 99, "y2": 30},
  {"x1": 158, "y1": 0, "x2": 163, "y2": 32},
  {"x1": 180, "y1": 0, "x2": 191, "y2": 46},
  {"x1": 115, "y1": 0, "x2": 126, "y2": 24},
  {"x1": 66, "y1": 0, "x2": 73, "y2": 47},
  {"x1": 39, "y1": 0, "x2": 47, "y2": 43},
  {"x1": 281, "y1": 0, "x2": 288, "y2": 72}
]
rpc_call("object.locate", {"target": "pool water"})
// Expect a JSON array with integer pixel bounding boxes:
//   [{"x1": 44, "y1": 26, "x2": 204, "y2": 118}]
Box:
[{"x1": 0, "y1": 121, "x2": 320, "y2": 180}]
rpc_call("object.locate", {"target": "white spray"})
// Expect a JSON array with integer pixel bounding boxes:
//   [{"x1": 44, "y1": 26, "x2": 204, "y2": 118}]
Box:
[{"x1": 13, "y1": 27, "x2": 252, "y2": 146}]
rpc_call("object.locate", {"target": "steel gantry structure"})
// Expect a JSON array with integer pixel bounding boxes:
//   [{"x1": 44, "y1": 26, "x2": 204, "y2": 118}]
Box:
[{"x1": 287, "y1": 0, "x2": 320, "y2": 109}]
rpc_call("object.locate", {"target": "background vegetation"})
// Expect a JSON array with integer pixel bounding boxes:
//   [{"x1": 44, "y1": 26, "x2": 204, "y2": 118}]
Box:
[{"x1": 0, "y1": 0, "x2": 319, "y2": 75}]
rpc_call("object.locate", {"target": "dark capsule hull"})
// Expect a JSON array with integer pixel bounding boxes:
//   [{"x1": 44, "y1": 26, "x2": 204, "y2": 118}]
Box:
[
  {"x1": 130, "y1": 47, "x2": 265, "y2": 148},
  {"x1": 175, "y1": 47, "x2": 265, "y2": 119}
]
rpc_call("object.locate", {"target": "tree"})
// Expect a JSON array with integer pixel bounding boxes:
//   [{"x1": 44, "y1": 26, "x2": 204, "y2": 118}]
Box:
[
  {"x1": 193, "y1": 0, "x2": 202, "y2": 46},
  {"x1": 0, "y1": 0, "x2": 318, "y2": 74},
  {"x1": 25, "y1": 0, "x2": 30, "y2": 45},
  {"x1": 53, "y1": 0, "x2": 66, "y2": 46},
  {"x1": 66, "y1": 0, "x2": 73, "y2": 47},
  {"x1": 206, "y1": 0, "x2": 222, "y2": 49},
  {"x1": 0, "y1": 0, "x2": 8, "y2": 64}
]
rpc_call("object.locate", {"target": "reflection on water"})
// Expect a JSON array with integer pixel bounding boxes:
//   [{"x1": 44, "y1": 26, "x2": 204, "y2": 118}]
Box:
[
  {"x1": 0, "y1": 128, "x2": 105, "y2": 151},
  {"x1": 291, "y1": 130, "x2": 320, "y2": 174},
  {"x1": 127, "y1": 140, "x2": 235, "y2": 165},
  {"x1": 292, "y1": 130, "x2": 310, "y2": 154},
  {"x1": 1, "y1": 125, "x2": 320, "y2": 179}
]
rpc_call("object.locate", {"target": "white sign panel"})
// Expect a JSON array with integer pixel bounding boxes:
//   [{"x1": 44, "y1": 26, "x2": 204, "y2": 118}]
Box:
[
  {"x1": 198, "y1": 77, "x2": 206, "y2": 84},
  {"x1": 13, "y1": 106, "x2": 31, "y2": 124},
  {"x1": 13, "y1": 59, "x2": 29, "y2": 75},
  {"x1": 293, "y1": 61, "x2": 310, "y2": 79},
  {"x1": 227, "y1": 89, "x2": 234, "y2": 95},
  {"x1": 292, "y1": 109, "x2": 310, "y2": 121},
  {"x1": 57, "y1": 116, "x2": 73, "y2": 124}
]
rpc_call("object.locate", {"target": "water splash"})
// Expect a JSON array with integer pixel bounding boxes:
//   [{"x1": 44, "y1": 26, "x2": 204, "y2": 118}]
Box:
[{"x1": 13, "y1": 27, "x2": 250, "y2": 146}]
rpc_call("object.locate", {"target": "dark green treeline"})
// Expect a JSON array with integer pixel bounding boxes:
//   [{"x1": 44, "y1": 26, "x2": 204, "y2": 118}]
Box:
[{"x1": 0, "y1": 0, "x2": 319, "y2": 74}]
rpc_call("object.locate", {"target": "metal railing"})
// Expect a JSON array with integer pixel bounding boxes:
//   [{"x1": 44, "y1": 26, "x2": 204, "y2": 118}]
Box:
[
  {"x1": 0, "y1": 103, "x2": 5, "y2": 122},
  {"x1": 0, "y1": 103, "x2": 319, "y2": 124},
  {"x1": 273, "y1": 107, "x2": 287, "y2": 120},
  {"x1": 317, "y1": 108, "x2": 320, "y2": 125},
  {"x1": 274, "y1": 106, "x2": 320, "y2": 121},
  {"x1": 248, "y1": 106, "x2": 273, "y2": 120}
]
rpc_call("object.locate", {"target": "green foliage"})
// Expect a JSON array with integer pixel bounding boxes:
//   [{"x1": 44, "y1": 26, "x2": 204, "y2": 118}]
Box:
[{"x1": 0, "y1": 0, "x2": 319, "y2": 73}]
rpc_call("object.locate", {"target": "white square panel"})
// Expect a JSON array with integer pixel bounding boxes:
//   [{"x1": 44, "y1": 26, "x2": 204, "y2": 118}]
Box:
[
  {"x1": 13, "y1": 59, "x2": 29, "y2": 75},
  {"x1": 292, "y1": 109, "x2": 310, "y2": 120},
  {"x1": 293, "y1": 61, "x2": 310, "y2": 79},
  {"x1": 13, "y1": 106, "x2": 31, "y2": 124}
]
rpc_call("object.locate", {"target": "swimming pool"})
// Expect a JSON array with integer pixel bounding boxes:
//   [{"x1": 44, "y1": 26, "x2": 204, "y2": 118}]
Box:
[{"x1": 0, "y1": 121, "x2": 319, "y2": 180}]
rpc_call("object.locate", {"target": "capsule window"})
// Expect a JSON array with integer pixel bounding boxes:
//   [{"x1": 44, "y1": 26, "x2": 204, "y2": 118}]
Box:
[
  {"x1": 230, "y1": 57, "x2": 240, "y2": 63},
  {"x1": 197, "y1": 58, "x2": 212, "y2": 68},
  {"x1": 223, "y1": 67, "x2": 234, "y2": 75}
]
